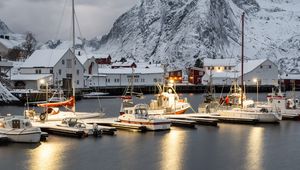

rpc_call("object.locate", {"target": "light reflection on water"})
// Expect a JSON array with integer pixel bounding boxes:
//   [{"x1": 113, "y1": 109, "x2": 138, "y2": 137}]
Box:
[
  {"x1": 160, "y1": 129, "x2": 186, "y2": 170},
  {"x1": 28, "y1": 139, "x2": 72, "y2": 170},
  {"x1": 246, "y1": 127, "x2": 264, "y2": 170}
]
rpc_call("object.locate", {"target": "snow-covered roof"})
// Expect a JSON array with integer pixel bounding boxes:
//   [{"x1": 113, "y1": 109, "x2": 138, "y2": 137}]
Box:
[
  {"x1": 234, "y1": 59, "x2": 267, "y2": 74},
  {"x1": 203, "y1": 58, "x2": 236, "y2": 67},
  {"x1": 21, "y1": 49, "x2": 70, "y2": 68},
  {"x1": 280, "y1": 73, "x2": 300, "y2": 80},
  {"x1": 11, "y1": 74, "x2": 52, "y2": 81},
  {"x1": 98, "y1": 67, "x2": 164, "y2": 74},
  {"x1": 76, "y1": 54, "x2": 95, "y2": 65}
]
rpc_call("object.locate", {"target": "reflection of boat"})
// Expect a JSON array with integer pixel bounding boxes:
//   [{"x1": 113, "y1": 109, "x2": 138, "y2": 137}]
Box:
[
  {"x1": 0, "y1": 116, "x2": 43, "y2": 143},
  {"x1": 83, "y1": 92, "x2": 110, "y2": 99},
  {"x1": 148, "y1": 83, "x2": 190, "y2": 115},
  {"x1": 118, "y1": 103, "x2": 171, "y2": 131}
]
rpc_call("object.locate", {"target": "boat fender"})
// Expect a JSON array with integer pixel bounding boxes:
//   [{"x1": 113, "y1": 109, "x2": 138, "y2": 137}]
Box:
[{"x1": 39, "y1": 112, "x2": 46, "y2": 121}]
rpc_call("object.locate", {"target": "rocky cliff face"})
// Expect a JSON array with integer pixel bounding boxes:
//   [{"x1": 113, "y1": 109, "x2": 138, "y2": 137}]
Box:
[{"x1": 85, "y1": 0, "x2": 300, "y2": 72}]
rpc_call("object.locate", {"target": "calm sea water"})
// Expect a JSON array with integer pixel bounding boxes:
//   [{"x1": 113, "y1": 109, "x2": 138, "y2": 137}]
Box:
[{"x1": 1, "y1": 93, "x2": 300, "y2": 170}]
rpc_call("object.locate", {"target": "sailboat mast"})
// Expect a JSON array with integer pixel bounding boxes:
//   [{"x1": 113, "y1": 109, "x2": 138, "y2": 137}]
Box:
[
  {"x1": 72, "y1": 0, "x2": 76, "y2": 112},
  {"x1": 241, "y1": 12, "x2": 245, "y2": 108}
]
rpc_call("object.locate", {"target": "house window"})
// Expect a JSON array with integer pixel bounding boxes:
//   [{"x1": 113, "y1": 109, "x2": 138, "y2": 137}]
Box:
[
  {"x1": 77, "y1": 80, "x2": 79, "y2": 85},
  {"x1": 50, "y1": 69, "x2": 53, "y2": 74},
  {"x1": 218, "y1": 67, "x2": 220, "y2": 70},
  {"x1": 224, "y1": 66, "x2": 227, "y2": 70},
  {"x1": 62, "y1": 60, "x2": 65, "y2": 65},
  {"x1": 154, "y1": 78, "x2": 157, "y2": 82},
  {"x1": 135, "y1": 79, "x2": 138, "y2": 83},
  {"x1": 177, "y1": 72, "x2": 181, "y2": 76},
  {"x1": 77, "y1": 69, "x2": 79, "y2": 75},
  {"x1": 67, "y1": 59, "x2": 72, "y2": 68},
  {"x1": 106, "y1": 78, "x2": 110, "y2": 83},
  {"x1": 260, "y1": 65, "x2": 263, "y2": 69},
  {"x1": 74, "y1": 60, "x2": 76, "y2": 65},
  {"x1": 66, "y1": 74, "x2": 72, "y2": 79},
  {"x1": 114, "y1": 79, "x2": 119, "y2": 83},
  {"x1": 58, "y1": 69, "x2": 61, "y2": 75},
  {"x1": 269, "y1": 65, "x2": 271, "y2": 69},
  {"x1": 228, "y1": 66, "x2": 231, "y2": 70}
]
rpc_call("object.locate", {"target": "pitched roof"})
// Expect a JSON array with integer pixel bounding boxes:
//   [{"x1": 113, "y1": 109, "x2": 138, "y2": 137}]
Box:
[
  {"x1": 21, "y1": 49, "x2": 70, "y2": 68},
  {"x1": 11, "y1": 74, "x2": 52, "y2": 81},
  {"x1": 233, "y1": 59, "x2": 268, "y2": 74}
]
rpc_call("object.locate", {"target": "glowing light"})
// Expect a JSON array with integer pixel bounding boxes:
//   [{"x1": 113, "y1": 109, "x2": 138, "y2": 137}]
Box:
[
  {"x1": 40, "y1": 79, "x2": 45, "y2": 84},
  {"x1": 245, "y1": 127, "x2": 264, "y2": 170},
  {"x1": 253, "y1": 78, "x2": 257, "y2": 83},
  {"x1": 160, "y1": 130, "x2": 186, "y2": 170}
]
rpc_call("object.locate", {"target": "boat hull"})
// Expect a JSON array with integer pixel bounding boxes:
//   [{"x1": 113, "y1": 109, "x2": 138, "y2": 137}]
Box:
[
  {"x1": 118, "y1": 119, "x2": 171, "y2": 130},
  {"x1": 218, "y1": 110, "x2": 281, "y2": 123},
  {"x1": 0, "y1": 129, "x2": 41, "y2": 143}
]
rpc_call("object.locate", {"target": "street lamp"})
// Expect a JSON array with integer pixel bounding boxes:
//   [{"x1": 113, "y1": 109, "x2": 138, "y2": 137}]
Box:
[
  {"x1": 253, "y1": 78, "x2": 258, "y2": 103},
  {"x1": 40, "y1": 79, "x2": 48, "y2": 103}
]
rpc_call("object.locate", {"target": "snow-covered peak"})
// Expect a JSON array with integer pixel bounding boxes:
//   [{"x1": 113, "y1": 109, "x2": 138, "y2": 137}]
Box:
[{"x1": 0, "y1": 19, "x2": 12, "y2": 34}]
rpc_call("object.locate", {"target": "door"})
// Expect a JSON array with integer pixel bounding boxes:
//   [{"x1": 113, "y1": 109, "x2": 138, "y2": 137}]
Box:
[{"x1": 12, "y1": 120, "x2": 21, "y2": 129}]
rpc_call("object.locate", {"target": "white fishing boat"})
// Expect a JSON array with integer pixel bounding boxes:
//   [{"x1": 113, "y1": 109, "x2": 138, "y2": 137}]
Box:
[
  {"x1": 148, "y1": 82, "x2": 190, "y2": 115},
  {"x1": 0, "y1": 116, "x2": 42, "y2": 143},
  {"x1": 118, "y1": 103, "x2": 171, "y2": 131},
  {"x1": 257, "y1": 87, "x2": 300, "y2": 120}
]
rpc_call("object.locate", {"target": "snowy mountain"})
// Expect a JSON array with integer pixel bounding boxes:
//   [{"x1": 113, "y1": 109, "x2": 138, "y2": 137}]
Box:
[
  {"x1": 0, "y1": 19, "x2": 12, "y2": 34},
  {"x1": 80, "y1": 0, "x2": 300, "y2": 72}
]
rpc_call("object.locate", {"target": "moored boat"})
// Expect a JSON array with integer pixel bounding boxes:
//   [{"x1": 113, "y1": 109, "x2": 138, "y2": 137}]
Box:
[
  {"x1": 148, "y1": 83, "x2": 190, "y2": 115},
  {"x1": 118, "y1": 103, "x2": 171, "y2": 131},
  {"x1": 0, "y1": 116, "x2": 43, "y2": 143}
]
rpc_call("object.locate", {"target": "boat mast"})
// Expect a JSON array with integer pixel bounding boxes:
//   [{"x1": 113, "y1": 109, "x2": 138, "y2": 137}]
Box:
[
  {"x1": 241, "y1": 12, "x2": 245, "y2": 108},
  {"x1": 72, "y1": 0, "x2": 76, "y2": 112}
]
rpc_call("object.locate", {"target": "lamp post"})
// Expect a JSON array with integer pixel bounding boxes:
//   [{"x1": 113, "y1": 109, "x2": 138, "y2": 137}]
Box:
[
  {"x1": 253, "y1": 78, "x2": 258, "y2": 103},
  {"x1": 40, "y1": 79, "x2": 48, "y2": 102}
]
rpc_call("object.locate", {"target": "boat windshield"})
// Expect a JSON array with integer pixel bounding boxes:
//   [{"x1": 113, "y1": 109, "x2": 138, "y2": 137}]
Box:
[{"x1": 135, "y1": 109, "x2": 148, "y2": 117}]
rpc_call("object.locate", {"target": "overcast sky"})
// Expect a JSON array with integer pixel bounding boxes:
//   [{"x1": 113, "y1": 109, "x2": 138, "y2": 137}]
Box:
[{"x1": 0, "y1": 0, "x2": 138, "y2": 42}]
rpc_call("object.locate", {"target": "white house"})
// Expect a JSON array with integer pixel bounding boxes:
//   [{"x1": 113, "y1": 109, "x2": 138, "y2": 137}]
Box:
[
  {"x1": 10, "y1": 74, "x2": 52, "y2": 90},
  {"x1": 16, "y1": 48, "x2": 85, "y2": 89},
  {"x1": 202, "y1": 59, "x2": 278, "y2": 86},
  {"x1": 203, "y1": 58, "x2": 237, "y2": 73},
  {"x1": 87, "y1": 66, "x2": 164, "y2": 87}
]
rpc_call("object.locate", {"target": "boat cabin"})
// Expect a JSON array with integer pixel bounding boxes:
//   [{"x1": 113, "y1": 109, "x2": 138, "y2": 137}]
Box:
[
  {"x1": 1, "y1": 116, "x2": 33, "y2": 129},
  {"x1": 123, "y1": 104, "x2": 149, "y2": 119}
]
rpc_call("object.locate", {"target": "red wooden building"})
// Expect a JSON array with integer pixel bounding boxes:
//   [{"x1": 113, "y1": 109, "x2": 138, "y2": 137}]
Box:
[
  {"x1": 188, "y1": 67, "x2": 205, "y2": 84},
  {"x1": 167, "y1": 69, "x2": 183, "y2": 83}
]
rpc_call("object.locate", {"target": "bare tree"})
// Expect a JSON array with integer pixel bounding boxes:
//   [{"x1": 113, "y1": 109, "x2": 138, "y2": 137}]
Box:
[
  {"x1": 22, "y1": 32, "x2": 37, "y2": 58},
  {"x1": 5, "y1": 47, "x2": 24, "y2": 61}
]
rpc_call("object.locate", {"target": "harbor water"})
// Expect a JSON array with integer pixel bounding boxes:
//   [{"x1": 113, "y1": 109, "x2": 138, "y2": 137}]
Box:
[{"x1": 1, "y1": 93, "x2": 300, "y2": 170}]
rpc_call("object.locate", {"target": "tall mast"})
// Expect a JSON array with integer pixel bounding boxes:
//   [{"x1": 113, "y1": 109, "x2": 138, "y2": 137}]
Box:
[
  {"x1": 72, "y1": 0, "x2": 76, "y2": 112},
  {"x1": 241, "y1": 12, "x2": 245, "y2": 108}
]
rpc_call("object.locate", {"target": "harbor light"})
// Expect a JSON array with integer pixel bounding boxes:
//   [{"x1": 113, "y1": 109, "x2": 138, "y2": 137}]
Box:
[{"x1": 40, "y1": 79, "x2": 45, "y2": 84}]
